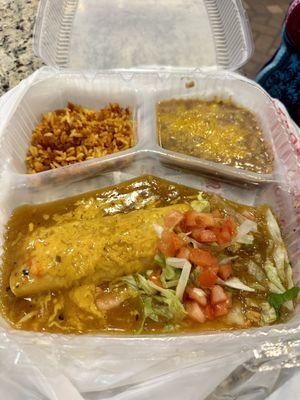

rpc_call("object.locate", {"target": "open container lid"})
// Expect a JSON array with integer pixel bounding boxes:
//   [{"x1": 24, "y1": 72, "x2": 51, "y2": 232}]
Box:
[{"x1": 33, "y1": 0, "x2": 253, "y2": 71}]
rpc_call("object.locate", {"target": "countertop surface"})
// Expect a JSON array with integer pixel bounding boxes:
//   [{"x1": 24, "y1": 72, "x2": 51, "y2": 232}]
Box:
[{"x1": 0, "y1": 0, "x2": 43, "y2": 97}]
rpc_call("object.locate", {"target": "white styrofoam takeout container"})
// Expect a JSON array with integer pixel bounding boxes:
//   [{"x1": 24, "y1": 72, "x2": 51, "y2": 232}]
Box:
[{"x1": 0, "y1": 0, "x2": 300, "y2": 397}]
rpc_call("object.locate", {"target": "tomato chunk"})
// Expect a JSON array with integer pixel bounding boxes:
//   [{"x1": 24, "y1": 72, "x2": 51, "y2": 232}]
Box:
[
  {"x1": 164, "y1": 211, "x2": 184, "y2": 229},
  {"x1": 191, "y1": 228, "x2": 217, "y2": 243},
  {"x1": 158, "y1": 231, "x2": 184, "y2": 257},
  {"x1": 182, "y1": 211, "x2": 216, "y2": 229},
  {"x1": 224, "y1": 217, "x2": 236, "y2": 236},
  {"x1": 182, "y1": 210, "x2": 200, "y2": 228},
  {"x1": 214, "y1": 302, "x2": 230, "y2": 317},
  {"x1": 196, "y1": 213, "x2": 216, "y2": 228},
  {"x1": 185, "y1": 301, "x2": 206, "y2": 323},
  {"x1": 217, "y1": 218, "x2": 236, "y2": 244},
  {"x1": 198, "y1": 268, "x2": 217, "y2": 288},
  {"x1": 186, "y1": 287, "x2": 207, "y2": 306},
  {"x1": 176, "y1": 247, "x2": 190, "y2": 260},
  {"x1": 203, "y1": 304, "x2": 215, "y2": 321},
  {"x1": 211, "y1": 285, "x2": 227, "y2": 305},
  {"x1": 217, "y1": 226, "x2": 232, "y2": 244},
  {"x1": 218, "y1": 263, "x2": 232, "y2": 280},
  {"x1": 189, "y1": 248, "x2": 218, "y2": 268}
]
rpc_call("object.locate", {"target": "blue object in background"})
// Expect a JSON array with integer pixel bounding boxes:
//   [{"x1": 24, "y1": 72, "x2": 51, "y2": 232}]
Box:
[{"x1": 256, "y1": 1, "x2": 300, "y2": 127}]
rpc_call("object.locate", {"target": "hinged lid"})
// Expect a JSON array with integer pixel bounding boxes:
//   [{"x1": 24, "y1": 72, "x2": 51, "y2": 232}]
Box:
[{"x1": 34, "y1": 0, "x2": 253, "y2": 71}]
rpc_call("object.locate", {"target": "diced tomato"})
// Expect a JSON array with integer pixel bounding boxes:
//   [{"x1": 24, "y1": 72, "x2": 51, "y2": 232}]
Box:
[
  {"x1": 158, "y1": 240, "x2": 173, "y2": 257},
  {"x1": 211, "y1": 226, "x2": 220, "y2": 236},
  {"x1": 189, "y1": 248, "x2": 218, "y2": 268},
  {"x1": 182, "y1": 210, "x2": 200, "y2": 228},
  {"x1": 217, "y1": 226, "x2": 232, "y2": 244},
  {"x1": 218, "y1": 263, "x2": 232, "y2": 280},
  {"x1": 191, "y1": 228, "x2": 217, "y2": 243},
  {"x1": 215, "y1": 217, "x2": 237, "y2": 245},
  {"x1": 198, "y1": 268, "x2": 217, "y2": 288},
  {"x1": 203, "y1": 304, "x2": 215, "y2": 321},
  {"x1": 210, "y1": 264, "x2": 219, "y2": 274},
  {"x1": 158, "y1": 231, "x2": 184, "y2": 257},
  {"x1": 224, "y1": 217, "x2": 236, "y2": 236},
  {"x1": 213, "y1": 291, "x2": 232, "y2": 317},
  {"x1": 186, "y1": 287, "x2": 207, "y2": 306},
  {"x1": 196, "y1": 213, "x2": 216, "y2": 228},
  {"x1": 164, "y1": 211, "x2": 184, "y2": 229},
  {"x1": 214, "y1": 302, "x2": 229, "y2": 317},
  {"x1": 185, "y1": 301, "x2": 206, "y2": 323},
  {"x1": 242, "y1": 210, "x2": 256, "y2": 221},
  {"x1": 210, "y1": 285, "x2": 227, "y2": 305},
  {"x1": 176, "y1": 247, "x2": 190, "y2": 259}
]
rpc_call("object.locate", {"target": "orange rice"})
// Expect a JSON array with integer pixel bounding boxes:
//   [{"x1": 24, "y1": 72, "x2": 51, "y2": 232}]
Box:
[{"x1": 26, "y1": 102, "x2": 135, "y2": 174}]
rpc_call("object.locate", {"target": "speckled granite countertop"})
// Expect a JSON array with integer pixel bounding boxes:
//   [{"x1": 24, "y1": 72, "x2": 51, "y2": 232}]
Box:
[{"x1": 0, "y1": 0, "x2": 43, "y2": 96}]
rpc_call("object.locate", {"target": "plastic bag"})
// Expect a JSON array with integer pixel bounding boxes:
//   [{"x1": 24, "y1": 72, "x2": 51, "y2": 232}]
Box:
[{"x1": 0, "y1": 68, "x2": 300, "y2": 400}]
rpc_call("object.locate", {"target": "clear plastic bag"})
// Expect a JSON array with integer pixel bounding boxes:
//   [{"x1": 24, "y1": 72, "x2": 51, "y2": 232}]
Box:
[{"x1": 0, "y1": 68, "x2": 300, "y2": 400}]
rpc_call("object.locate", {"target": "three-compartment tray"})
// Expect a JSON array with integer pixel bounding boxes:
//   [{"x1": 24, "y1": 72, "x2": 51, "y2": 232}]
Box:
[{"x1": 0, "y1": 69, "x2": 291, "y2": 187}]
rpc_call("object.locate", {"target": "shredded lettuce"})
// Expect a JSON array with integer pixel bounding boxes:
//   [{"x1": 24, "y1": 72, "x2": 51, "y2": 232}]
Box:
[
  {"x1": 261, "y1": 302, "x2": 277, "y2": 324},
  {"x1": 264, "y1": 259, "x2": 286, "y2": 293},
  {"x1": 266, "y1": 209, "x2": 282, "y2": 242},
  {"x1": 191, "y1": 192, "x2": 210, "y2": 213},
  {"x1": 156, "y1": 290, "x2": 186, "y2": 320},
  {"x1": 190, "y1": 267, "x2": 202, "y2": 287},
  {"x1": 272, "y1": 244, "x2": 286, "y2": 283},
  {"x1": 268, "y1": 287, "x2": 299, "y2": 317},
  {"x1": 225, "y1": 304, "x2": 245, "y2": 326},
  {"x1": 120, "y1": 275, "x2": 139, "y2": 290},
  {"x1": 166, "y1": 257, "x2": 187, "y2": 268},
  {"x1": 160, "y1": 264, "x2": 181, "y2": 285},
  {"x1": 265, "y1": 209, "x2": 293, "y2": 293},
  {"x1": 219, "y1": 255, "x2": 239, "y2": 265},
  {"x1": 143, "y1": 297, "x2": 159, "y2": 322},
  {"x1": 235, "y1": 219, "x2": 257, "y2": 245},
  {"x1": 227, "y1": 242, "x2": 241, "y2": 253},
  {"x1": 236, "y1": 234, "x2": 254, "y2": 245},
  {"x1": 286, "y1": 262, "x2": 294, "y2": 290},
  {"x1": 217, "y1": 277, "x2": 255, "y2": 292},
  {"x1": 154, "y1": 253, "x2": 166, "y2": 268},
  {"x1": 136, "y1": 274, "x2": 157, "y2": 296},
  {"x1": 175, "y1": 260, "x2": 192, "y2": 301},
  {"x1": 119, "y1": 262, "x2": 186, "y2": 331},
  {"x1": 247, "y1": 260, "x2": 266, "y2": 282},
  {"x1": 251, "y1": 283, "x2": 266, "y2": 292}
]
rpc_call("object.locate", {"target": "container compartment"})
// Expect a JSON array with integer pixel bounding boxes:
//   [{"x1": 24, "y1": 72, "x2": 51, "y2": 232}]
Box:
[
  {"x1": 0, "y1": 69, "x2": 295, "y2": 187},
  {"x1": 34, "y1": 0, "x2": 253, "y2": 71},
  {"x1": 0, "y1": 73, "x2": 143, "y2": 184},
  {"x1": 0, "y1": 144, "x2": 299, "y2": 393},
  {"x1": 151, "y1": 72, "x2": 290, "y2": 184},
  {"x1": 1, "y1": 157, "x2": 300, "y2": 327}
]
